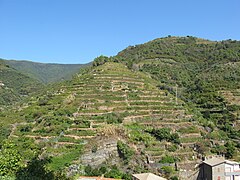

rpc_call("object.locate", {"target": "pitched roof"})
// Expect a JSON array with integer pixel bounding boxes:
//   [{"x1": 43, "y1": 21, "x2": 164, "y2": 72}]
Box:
[
  {"x1": 203, "y1": 157, "x2": 225, "y2": 166},
  {"x1": 203, "y1": 157, "x2": 240, "y2": 167},
  {"x1": 78, "y1": 177, "x2": 119, "y2": 180},
  {"x1": 225, "y1": 160, "x2": 240, "y2": 165},
  {"x1": 132, "y1": 173, "x2": 167, "y2": 180}
]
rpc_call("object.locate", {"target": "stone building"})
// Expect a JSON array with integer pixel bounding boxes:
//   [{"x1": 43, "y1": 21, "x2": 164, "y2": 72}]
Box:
[{"x1": 198, "y1": 156, "x2": 240, "y2": 180}]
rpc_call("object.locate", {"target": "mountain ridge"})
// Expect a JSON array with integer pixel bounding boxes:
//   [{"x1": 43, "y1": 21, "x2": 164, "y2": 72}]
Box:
[
  {"x1": 0, "y1": 60, "x2": 43, "y2": 106},
  {"x1": 3, "y1": 59, "x2": 90, "y2": 84}
]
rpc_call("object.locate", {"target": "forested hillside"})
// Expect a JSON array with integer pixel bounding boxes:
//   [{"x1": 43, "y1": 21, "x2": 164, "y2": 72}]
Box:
[
  {"x1": 0, "y1": 60, "x2": 42, "y2": 106},
  {"x1": 117, "y1": 36, "x2": 240, "y2": 88},
  {"x1": 3, "y1": 59, "x2": 90, "y2": 84},
  {"x1": 116, "y1": 36, "x2": 240, "y2": 147}
]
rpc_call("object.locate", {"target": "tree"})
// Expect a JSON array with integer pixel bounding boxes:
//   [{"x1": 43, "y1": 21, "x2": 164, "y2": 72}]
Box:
[
  {"x1": 150, "y1": 128, "x2": 180, "y2": 144},
  {"x1": 0, "y1": 141, "x2": 24, "y2": 177},
  {"x1": 159, "y1": 155, "x2": 176, "y2": 163},
  {"x1": 152, "y1": 128, "x2": 171, "y2": 141},
  {"x1": 225, "y1": 141, "x2": 236, "y2": 159},
  {"x1": 161, "y1": 166, "x2": 175, "y2": 178},
  {"x1": 195, "y1": 141, "x2": 209, "y2": 155},
  {"x1": 117, "y1": 141, "x2": 134, "y2": 164},
  {"x1": 92, "y1": 55, "x2": 110, "y2": 66},
  {"x1": 16, "y1": 157, "x2": 58, "y2": 180}
]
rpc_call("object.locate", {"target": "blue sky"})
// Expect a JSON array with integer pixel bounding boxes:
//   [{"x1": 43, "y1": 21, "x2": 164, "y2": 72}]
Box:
[{"x1": 0, "y1": 0, "x2": 239, "y2": 64}]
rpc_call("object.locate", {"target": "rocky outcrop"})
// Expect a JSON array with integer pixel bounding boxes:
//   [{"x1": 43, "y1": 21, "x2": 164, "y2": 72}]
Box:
[{"x1": 80, "y1": 138, "x2": 119, "y2": 167}]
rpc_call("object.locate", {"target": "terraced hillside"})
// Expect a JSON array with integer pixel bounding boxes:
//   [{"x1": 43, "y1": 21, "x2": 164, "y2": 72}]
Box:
[
  {"x1": 116, "y1": 36, "x2": 240, "y2": 160},
  {"x1": 2, "y1": 36, "x2": 240, "y2": 179},
  {"x1": 221, "y1": 89, "x2": 240, "y2": 132},
  {"x1": 4, "y1": 62, "x2": 206, "y2": 177}
]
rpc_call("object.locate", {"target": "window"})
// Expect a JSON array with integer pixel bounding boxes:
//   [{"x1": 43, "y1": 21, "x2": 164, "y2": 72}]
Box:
[{"x1": 225, "y1": 167, "x2": 231, "y2": 172}]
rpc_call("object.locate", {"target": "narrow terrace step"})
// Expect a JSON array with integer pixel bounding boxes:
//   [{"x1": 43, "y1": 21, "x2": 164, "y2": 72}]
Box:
[
  {"x1": 68, "y1": 127, "x2": 97, "y2": 131},
  {"x1": 76, "y1": 94, "x2": 126, "y2": 97},
  {"x1": 127, "y1": 105, "x2": 174, "y2": 108},
  {"x1": 137, "y1": 109, "x2": 184, "y2": 113},
  {"x1": 180, "y1": 137, "x2": 202, "y2": 143},
  {"x1": 128, "y1": 97, "x2": 173, "y2": 101},
  {"x1": 138, "y1": 95, "x2": 166, "y2": 98},
  {"x1": 56, "y1": 142, "x2": 78, "y2": 145},
  {"x1": 181, "y1": 142, "x2": 196, "y2": 148},
  {"x1": 64, "y1": 134, "x2": 95, "y2": 139},
  {"x1": 101, "y1": 79, "x2": 145, "y2": 85},
  {"x1": 123, "y1": 114, "x2": 187, "y2": 123},
  {"x1": 145, "y1": 150, "x2": 165, "y2": 156},
  {"x1": 137, "y1": 119, "x2": 187, "y2": 124},
  {"x1": 152, "y1": 151, "x2": 194, "y2": 159},
  {"x1": 91, "y1": 122, "x2": 107, "y2": 126},
  {"x1": 138, "y1": 91, "x2": 166, "y2": 95},
  {"x1": 128, "y1": 100, "x2": 173, "y2": 103},
  {"x1": 180, "y1": 133, "x2": 201, "y2": 138},
  {"x1": 94, "y1": 76, "x2": 144, "y2": 82},
  {"x1": 138, "y1": 122, "x2": 194, "y2": 130},
  {"x1": 73, "y1": 110, "x2": 127, "y2": 117},
  {"x1": 93, "y1": 73, "x2": 131, "y2": 76},
  {"x1": 25, "y1": 135, "x2": 56, "y2": 139}
]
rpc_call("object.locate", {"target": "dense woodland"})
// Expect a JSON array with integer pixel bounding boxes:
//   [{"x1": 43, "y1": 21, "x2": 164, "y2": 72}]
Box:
[
  {"x1": 0, "y1": 36, "x2": 239, "y2": 179},
  {"x1": 0, "y1": 61, "x2": 42, "y2": 106},
  {"x1": 3, "y1": 60, "x2": 89, "y2": 84}
]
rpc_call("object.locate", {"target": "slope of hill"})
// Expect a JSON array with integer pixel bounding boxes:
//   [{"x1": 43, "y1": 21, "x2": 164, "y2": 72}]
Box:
[
  {"x1": 116, "y1": 36, "x2": 240, "y2": 160},
  {"x1": 92, "y1": 38, "x2": 240, "y2": 147},
  {"x1": 117, "y1": 36, "x2": 240, "y2": 88},
  {"x1": 1, "y1": 36, "x2": 240, "y2": 179},
  {"x1": 1, "y1": 62, "x2": 206, "y2": 179},
  {"x1": 0, "y1": 60, "x2": 42, "y2": 106},
  {"x1": 3, "y1": 59, "x2": 90, "y2": 84}
]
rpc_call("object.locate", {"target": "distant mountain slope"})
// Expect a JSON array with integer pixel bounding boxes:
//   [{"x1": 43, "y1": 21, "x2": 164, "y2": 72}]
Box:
[
  {"x1": 3, "y1": 59, "x2": 90, "y2": 84},
  {"x1": 0, "y1": 60, "x2": 42, "y2": 106}
]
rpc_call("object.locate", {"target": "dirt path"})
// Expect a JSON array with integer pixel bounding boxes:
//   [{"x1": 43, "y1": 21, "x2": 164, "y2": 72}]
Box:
[
  {"x1": 9, "y1": 122, "x2": 30, "y2": 138},
  {"x1": 25, "y1": 135, "x2": 56, "y2": 139}
]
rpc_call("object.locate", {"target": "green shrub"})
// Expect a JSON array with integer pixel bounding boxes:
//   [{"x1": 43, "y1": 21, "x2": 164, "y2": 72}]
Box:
[
  {"x1": 178, "y1": 126, "x2": 199, "y2": 133},
  {"x1": 117, "y1": 141, "x2": 134, "y2": 163},
  {"x1": 159, "y1": 155, "x2": 176, "y2": 163},
  {"x1": 167, "y1": 144, "x2": 178, "y2": 152},
  {"x1": 161, "y1": 166, "x2": 175, "y2": 178},
  {"x1": 149, "y1": 128, "x2": 180, "y2": 144},
  {"x1": 170, "y1": 176, "x2": 179, "y2": 180}
]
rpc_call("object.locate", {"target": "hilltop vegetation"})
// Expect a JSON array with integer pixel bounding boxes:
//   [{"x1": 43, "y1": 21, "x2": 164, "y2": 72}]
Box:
[
  {"x1": 116, "y1": 36, "x2": 240, "y2": 148},
  {"x1": 117, "y1": 36, "x2": 240, "y2": 87},
  {"x1": 3, "y1": 59, "x2": 90, "y2": 84},
  {"x1": 0, "y1": 36, "x2": 240, "y2": 179}
]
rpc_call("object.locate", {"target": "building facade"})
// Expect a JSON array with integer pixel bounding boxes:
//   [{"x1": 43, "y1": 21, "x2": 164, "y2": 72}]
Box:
[{"x1": 198, "y1": 157, "x2": 240, "y2": 180}]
